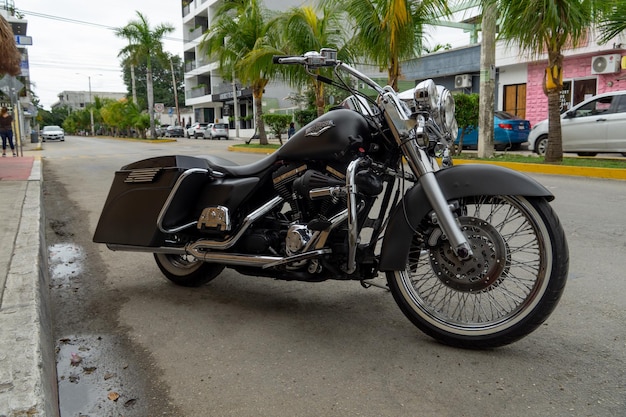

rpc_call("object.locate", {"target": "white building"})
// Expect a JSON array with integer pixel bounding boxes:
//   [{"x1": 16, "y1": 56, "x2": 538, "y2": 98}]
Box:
[
  {"x1": 181, "y1": 0, "x2": 306, "y2": 132},
  {"x1": 51, "y1": 90, "x2": 127, "y2": 112}
]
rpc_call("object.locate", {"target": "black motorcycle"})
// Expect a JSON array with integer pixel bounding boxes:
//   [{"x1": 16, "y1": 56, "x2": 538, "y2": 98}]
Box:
[{"x1": 94, "y1": 49, "x2": 568, "y2": 348}]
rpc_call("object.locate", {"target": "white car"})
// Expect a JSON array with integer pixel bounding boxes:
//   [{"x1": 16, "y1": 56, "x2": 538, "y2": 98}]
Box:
[
  {"x1": 41, "y1": 125, "x2": 65, "y2": 142},
  {"x1": 186, "y1": 122, "x2": 208, "y2": 139},
  {"x1": 528, "y1": 90, "x2": 626, "y2": 157}
]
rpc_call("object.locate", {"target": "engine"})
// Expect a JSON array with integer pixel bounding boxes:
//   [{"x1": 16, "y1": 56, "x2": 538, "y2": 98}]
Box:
[{"x1": 273, "y1": 162, "x2": 348, "y2": 225}]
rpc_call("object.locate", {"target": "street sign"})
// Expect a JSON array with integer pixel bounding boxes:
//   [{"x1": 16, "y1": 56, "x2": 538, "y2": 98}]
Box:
[
  {"x1": 154, "y1": 103, "x2": 165, "y2": 113},
  {"x1": 0, "y1": 75, "x2": 24, "y2": 96},
  {"x1": 15, "y1": 35, "x2": 33, "y2": 46}
]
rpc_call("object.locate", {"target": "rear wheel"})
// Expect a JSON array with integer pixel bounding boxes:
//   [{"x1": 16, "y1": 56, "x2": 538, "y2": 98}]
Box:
[
  {"x1": 386, "y1": 195, "x2": 568, "y2": 348},
  {"x1": 154, "y1": 253, "x2": 224, "y2": 287}
]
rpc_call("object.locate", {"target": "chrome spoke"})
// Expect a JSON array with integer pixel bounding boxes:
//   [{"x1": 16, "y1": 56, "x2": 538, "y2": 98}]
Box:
[{"x1": 401, "y1": 196, "x2": 546, "y2": 330}]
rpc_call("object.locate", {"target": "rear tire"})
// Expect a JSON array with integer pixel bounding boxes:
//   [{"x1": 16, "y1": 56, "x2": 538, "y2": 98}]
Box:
[
  {"x1": 386, "y1": 195, "x2": 568, "y2": 348},
  {"x1": 154, "y1": 253, "x2": 224, "y2": 287}
]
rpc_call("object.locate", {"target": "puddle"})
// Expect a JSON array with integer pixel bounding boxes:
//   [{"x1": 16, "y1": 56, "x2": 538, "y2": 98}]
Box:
[
  {"x1": 48, "y1": 243, "x2": 84, "y2": 283},
  {"x1": 56, "y1": 335, "x2": 139, "y2": 416}
]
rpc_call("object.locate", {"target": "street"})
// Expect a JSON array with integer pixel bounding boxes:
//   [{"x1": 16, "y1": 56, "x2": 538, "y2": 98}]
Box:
[{"x1": 43, "y1": 136, "x2": 626, "y2": 416}]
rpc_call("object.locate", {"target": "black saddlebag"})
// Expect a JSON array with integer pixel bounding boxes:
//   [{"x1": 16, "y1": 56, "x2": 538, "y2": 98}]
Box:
[{"x1": 93, "y1": 155, "x2": 213, "y2": 247}]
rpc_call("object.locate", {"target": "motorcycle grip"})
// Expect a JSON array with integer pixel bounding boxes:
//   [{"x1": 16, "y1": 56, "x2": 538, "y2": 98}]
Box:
[{"x1": 272, "y1": 55, "x2": 290, "y2": 64}]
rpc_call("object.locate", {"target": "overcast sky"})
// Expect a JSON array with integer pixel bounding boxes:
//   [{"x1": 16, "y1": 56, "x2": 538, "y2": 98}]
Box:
[{"x1": 18, "y1": 0, "x2": 184, "y2": 110}]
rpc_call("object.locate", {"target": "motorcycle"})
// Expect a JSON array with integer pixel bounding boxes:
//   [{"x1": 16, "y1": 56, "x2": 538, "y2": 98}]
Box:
[{"x1": 93, "y1": 49, "x2": 568, "y2": 348}]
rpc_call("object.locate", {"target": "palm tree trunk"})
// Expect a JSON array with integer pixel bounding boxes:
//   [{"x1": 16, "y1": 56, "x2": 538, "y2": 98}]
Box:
[
  {"x1": 388, "y1": 56, "x2": 399, "y2": 91},
  {"x1": 253, "y1": 86, "x2": 268, "y2": 145},
  {"x1": 545, "y1": 88, "x2": 563, "y2": 163},
  {"x1": 315, "y1": 80, "x2": 325, "y2": 117},
  {"x1": 544, "y1": 53, "x2": 564, "y2": 164},
  {"x1": 146, "y1": 63, "x2": 156, "y2": 139},
  {"x1": 477, "y1": 0, "x2": 496, "y2": 159},
  {"x1": 131, "y1": 64, "x2": 138, "y2": 105}
]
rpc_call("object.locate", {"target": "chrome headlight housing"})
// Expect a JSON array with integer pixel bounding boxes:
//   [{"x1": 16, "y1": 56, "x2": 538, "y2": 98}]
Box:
[
  {"x1": 438, "y1": 88, "x2": 455, "y2": 128},
  {"x1": 414, "y1": 79, "x2": 439, "y2": 110}
]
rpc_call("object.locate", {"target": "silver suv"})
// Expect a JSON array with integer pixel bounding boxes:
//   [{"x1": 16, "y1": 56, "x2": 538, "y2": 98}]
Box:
[
  {"x1": 186, "y1": 122, "x2": 208, "y2": 139},
  {"x1": 203, "y1": 123, "x2": 229, "y2": 140},
  {"x1": 528, "y1": 90, "x2": 626, "y2": 156}
]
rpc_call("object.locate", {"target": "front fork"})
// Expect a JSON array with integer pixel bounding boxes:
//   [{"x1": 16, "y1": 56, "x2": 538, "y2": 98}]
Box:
[{"x1": 399, "y1": 140, "x2": 473, "y2": 260}]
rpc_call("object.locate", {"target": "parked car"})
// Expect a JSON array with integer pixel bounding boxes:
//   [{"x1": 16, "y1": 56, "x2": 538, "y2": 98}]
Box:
[
  {"x1": 456, "y1": 111, "x2": 531, "y2": 150},
  {"x1": 203, "y1": 123, "x2": 229, "y2": 140},
  {"x1": 528, "y1": 90, "x2": 626, "y2": 156},
  {"x1": 41, "y1": 125, "x2": 65, "y2": 142},
  {"x1": 156, "y1": 124, "x2": 170, "y2": 137},
  {"x1": 164, "y1": 125, "x2": 185, "y2": 138},
  {"x1": 186, "y1": 122, "x2": 208, "y2": 138}
]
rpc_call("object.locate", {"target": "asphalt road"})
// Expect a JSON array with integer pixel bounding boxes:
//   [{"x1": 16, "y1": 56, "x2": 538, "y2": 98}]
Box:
[{"x1": 42, "y1": 136, "x2": 626, "y2": 416}]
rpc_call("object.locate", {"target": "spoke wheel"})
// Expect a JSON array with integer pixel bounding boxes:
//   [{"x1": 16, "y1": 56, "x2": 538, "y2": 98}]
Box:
[
  {"x1": 387, "y1": 195, "x2": 568, "y2": 348},
  {"x1": 154, "y1": 253, "x2": 224, "y2": 287}
]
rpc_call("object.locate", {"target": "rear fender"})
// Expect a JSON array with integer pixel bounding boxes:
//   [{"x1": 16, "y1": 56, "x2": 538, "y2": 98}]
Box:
[{"x1": 379, "y1": 164, "x2": 553, "y2": 271}]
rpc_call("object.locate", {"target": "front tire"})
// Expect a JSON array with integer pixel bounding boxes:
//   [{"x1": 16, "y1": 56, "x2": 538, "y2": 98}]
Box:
[
  {"x1": 154, "y1": 253, "x2": 224, "y2": 287},
  {"x1": 386, "y1": 195, "x2": 568, "y2": 348},
  {"x1": 535, "y1": 135, "x2": 548, "y2": 155}
]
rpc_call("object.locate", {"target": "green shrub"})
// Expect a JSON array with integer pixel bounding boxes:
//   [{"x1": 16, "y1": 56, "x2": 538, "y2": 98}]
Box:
[
  {"x1": 453, "y1": 93, "x2": 479, "y2": 153},
  {"x1": 261, "y1": 114, "x2": 293, "y2": 140},
  {"x1": 294, "y1": 109, "x2": 317, "y2": 126}
]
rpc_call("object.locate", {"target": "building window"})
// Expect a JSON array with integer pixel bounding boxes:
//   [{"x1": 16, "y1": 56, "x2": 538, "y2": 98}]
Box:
[
  {"x1": 503, "y1": 84, "x2": 527, "y2": 118},
  {"x1": 560, "y1": 79, "x2": 596, "y2": 113}
]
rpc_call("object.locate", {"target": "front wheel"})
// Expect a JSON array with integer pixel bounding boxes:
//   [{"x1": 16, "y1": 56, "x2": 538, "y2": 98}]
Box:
[
  {"x1": 154, "y1": 253, "x2": 224, "y2": 287},
  {"x1": 386, "y1": 195, "x2": 568, "y2": 348},
  {"x1": 535, "y1": 135, "x2": 548, "y2": 155}
]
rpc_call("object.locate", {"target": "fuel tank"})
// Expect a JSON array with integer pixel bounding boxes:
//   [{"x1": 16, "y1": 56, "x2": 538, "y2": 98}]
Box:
[{"x1": 277, "y1": 109, "x2": 372, "y2": 161}]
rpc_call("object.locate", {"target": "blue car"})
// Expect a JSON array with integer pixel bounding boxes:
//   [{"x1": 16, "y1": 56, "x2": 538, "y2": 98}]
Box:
[{"x1": 456, "y1": 111, "x2": 531, "y2": 150}]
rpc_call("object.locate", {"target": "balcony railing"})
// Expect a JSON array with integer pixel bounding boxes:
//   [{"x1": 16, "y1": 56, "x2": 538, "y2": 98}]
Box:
[{"x1": 187, "y1": 85, "x2": 211, "y2": 99}]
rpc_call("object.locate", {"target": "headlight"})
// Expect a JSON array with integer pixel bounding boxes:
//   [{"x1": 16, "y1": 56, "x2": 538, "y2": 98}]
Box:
[
  {"x1": 438, "y1": 88, "x2": 455, "y2": 130},
  {"x1": 414, "y1": 79, "x2": 438, "y2": 110},
  {"x1": 448, "y1": 118, "x2": 458, "y2": 142}
]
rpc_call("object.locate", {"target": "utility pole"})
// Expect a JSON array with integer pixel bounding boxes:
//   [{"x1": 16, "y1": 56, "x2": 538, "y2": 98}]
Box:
[
  {"x1": 478, "y1": 0, "x2": 497, "y2": 158},
  {"x1": 232, "y1": 69, "x2": 239, "y2": 138},
  {"x1": 169, "y1": 57, "x2": 180, "y2": 125},
  {"x1": 88, "y1": 75, "x2": 95, "y2": 136}
]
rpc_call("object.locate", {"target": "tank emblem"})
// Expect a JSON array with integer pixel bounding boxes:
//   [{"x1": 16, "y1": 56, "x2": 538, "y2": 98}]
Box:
[{"x1": 305, "y1": 120, "x2": 335, "y2": 137}]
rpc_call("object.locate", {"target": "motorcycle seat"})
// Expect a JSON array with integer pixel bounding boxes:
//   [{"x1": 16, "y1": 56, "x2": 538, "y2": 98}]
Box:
[{"x1": 200, "y1": 153, "x2": 279, "y2": 177}]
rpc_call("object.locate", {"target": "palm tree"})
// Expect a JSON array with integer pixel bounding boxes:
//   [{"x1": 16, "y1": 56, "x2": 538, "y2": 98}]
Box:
[
  {"x1": 116, "y1": 11, "x2": 174, "y2": 139},
  {"x1": 598, "y1": 1, "x2": 626, "y2": 44},
  {"x1": 495, "y1": 0, "x2": 609, "y2": 163},
  {"x1": 200, "y1": 0, "x2": 281, "y2": 145},
  {"x1": 273, "y1": 5, "x2": 348, "y2": 116},
  {"x1": 326, "y1": 0, "x2": 449, "y2": 91}
]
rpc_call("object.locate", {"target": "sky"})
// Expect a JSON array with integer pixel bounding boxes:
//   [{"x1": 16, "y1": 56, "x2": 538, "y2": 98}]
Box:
[{"x1": 17, "y1": 0, "x2": 184, "y2": 110}]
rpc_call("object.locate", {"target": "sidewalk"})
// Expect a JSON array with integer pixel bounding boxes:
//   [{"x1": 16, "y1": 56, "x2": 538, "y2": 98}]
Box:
[{"x1": 0, "y1": 152, "x2": 59, "y2": 416}]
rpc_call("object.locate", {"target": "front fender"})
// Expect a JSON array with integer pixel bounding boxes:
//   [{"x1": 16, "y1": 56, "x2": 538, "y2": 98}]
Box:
[{"x1": 379, "y1": 164, "x2": 553, "y2": 271}]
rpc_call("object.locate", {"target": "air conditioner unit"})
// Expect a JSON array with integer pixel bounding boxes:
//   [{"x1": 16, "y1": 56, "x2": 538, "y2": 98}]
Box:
[
  {"x1": 591, "y1": 54, "x2": 621, "y2": 74},
  {"x1": 455, "y1": 74, "x2": 472, "y2": 88}
]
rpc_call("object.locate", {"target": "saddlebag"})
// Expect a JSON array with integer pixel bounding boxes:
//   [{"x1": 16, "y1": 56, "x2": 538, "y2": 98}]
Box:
[{"x1": 93, "y1": 155, "x2": 213, "y2": 247}]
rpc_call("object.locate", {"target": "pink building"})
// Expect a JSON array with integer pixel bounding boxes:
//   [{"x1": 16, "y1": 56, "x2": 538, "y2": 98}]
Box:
[{"x1": 523, "y1": 50, "x2": 626, "y2": 126}]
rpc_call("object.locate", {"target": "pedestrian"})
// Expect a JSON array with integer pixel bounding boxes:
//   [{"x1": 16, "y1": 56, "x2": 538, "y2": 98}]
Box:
[
  {"x1": 288, "y1": 122, "x2": 295, "y2": 139},
  {"x1": 0, "y1": 107, "x2": 16, "y2": 157}
]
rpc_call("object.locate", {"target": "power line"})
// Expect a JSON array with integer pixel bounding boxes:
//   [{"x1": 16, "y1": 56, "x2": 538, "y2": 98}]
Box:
[{"x1": 17, "y1": 8, "x2": 184, "y2": 43}]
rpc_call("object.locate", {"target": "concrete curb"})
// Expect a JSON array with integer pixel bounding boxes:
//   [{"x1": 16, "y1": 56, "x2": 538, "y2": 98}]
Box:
[
  {"x1": 452, "y1": 159, "x2": 626, "y2": 181},
  {"x1": 0, "y1": 157, "x2": 59, "y2": 416}
]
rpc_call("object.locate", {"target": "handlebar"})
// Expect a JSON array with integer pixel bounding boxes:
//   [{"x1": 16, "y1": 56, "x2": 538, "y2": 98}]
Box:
[
  {"x1": 272, "y1": 50, "x2": 385, "y2": 95},
  {"x1": 272, "y1": 55, "x2": 304, "y2": 65}
]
